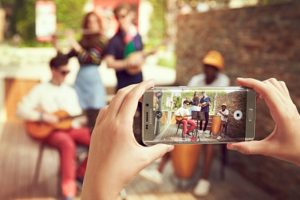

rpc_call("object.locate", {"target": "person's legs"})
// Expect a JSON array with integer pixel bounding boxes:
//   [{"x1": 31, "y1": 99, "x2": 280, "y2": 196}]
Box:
[
  {"x1": 85, "y1": 109, "x2": 100, "y2": 133},
  {"x1": 187, "y1": 120, "x2": 196, "y2": 133},
  {"x1": 68, "y1": 127, "x2": 90, "y2": 146},
  {"x1": 203, "y1": 112, "x2": 209, "y2": 131},
  {"x1": 200, "y1": 120, "x2": 203, "y2": 131},
  {"x1": 181, "y1": 120, "x2": 188, "y2": 135},
  {"x1": 68, "y1": 128, "x2": 91, "y2": 179},
  {"x1": 194, "y1": 144, "x2": 214, "y2": 196},
  {"x1": 45, "y1": 131, "x2": 77, "y2": 198},
  {"x1": 202, "y1": 144, "x2": 214, "y2": 179}
]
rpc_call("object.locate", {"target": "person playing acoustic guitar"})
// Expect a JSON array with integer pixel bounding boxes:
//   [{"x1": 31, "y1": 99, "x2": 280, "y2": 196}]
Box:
[
  {"x1": 17, "y1": 53, "x2": 90, "y2": 200},
  {"x1": 175, "y1": 100, "x2": 196, "y2": 137},
  {"x1": 104, "y1": 3, "x2": 145, "y2": 91}
]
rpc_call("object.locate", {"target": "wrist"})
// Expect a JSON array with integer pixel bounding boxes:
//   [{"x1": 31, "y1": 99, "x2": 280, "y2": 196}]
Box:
[
  {"x1": 82, "y1": 157, "x2": 123, "y2": 200},
  {"x1": 82, "y1": 173, "x2": 121, "y2": 200},
  {"x1": 124, "y1": 59, "x2": 130, "y2": 69}
]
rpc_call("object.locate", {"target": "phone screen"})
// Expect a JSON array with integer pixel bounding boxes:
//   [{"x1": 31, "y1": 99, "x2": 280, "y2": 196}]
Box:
[{"x1": 142, "y1": 87, "x2": 255, "y2": 145}]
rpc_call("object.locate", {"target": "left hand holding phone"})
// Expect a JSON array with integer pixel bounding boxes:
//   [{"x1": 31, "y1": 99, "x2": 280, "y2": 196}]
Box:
[{"x1": 81, "y1": 80, "x2": 174, "y2": 200}]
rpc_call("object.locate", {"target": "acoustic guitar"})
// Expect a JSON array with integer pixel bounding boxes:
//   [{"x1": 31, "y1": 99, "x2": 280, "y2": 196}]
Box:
[
  {"x1": 25, "y1": 110, "x2": 85, "y2": 139},
  {"x1": 175, "y1": 115, "x2": 191, "y2": 122},
  {"x1": 125, "y1": 40, "x2": 168, "y2": 75},
  {"x1": 126, "y1": 50, "x2": 156, "y2": 75}
]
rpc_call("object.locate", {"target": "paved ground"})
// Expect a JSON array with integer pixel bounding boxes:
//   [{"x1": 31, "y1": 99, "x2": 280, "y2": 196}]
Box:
[{"x1": 124, "y1": 157, "x2": 273, "y2": 200}]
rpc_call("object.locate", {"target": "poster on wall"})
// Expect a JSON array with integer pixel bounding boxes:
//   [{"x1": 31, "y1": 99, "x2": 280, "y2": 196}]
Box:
[{"x1": 35, "y1": 0, "x2": 56, "y2": 42}]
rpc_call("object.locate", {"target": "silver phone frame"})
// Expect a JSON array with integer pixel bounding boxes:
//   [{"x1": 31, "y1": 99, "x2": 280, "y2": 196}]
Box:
[{"x1": 142, "y1": 86, "x2": 256, "y2": 145}]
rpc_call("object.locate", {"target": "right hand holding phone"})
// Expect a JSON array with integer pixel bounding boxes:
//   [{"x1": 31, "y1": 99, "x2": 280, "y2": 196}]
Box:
[{"x1": 227, "y1": 78, "x2": 300, "y2": 166}]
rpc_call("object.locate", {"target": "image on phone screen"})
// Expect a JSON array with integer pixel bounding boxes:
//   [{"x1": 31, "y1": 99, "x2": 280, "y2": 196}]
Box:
[{"x1": 142, "y1": 87, "x2": 255, "y2": 145}]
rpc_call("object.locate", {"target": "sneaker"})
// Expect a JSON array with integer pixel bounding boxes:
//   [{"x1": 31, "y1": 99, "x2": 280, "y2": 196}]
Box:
[
  {"x1": 194, "y1": 179, "x2": 211, "y2": 196},
  {"x1": 139, "y1": 168, "x2": 163, "y2": 184},
  {"x1": 64, "y1": 196, "x2": 74, "y2": 200},
  {"x1": 217, "y1": 136, "x2": 222, "y2": 140},
  {"x1": 199, "y1": 130, "x2": 204, "y2": 134},
  {"x1": 119, "y1": 188, "x2": 127, "y2": 200},
  {"x1": 204, "y1": 130, "x2": 211, "y2": 137}
]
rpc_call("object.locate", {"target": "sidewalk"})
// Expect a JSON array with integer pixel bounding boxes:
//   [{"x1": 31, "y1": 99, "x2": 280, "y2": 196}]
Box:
[{"x1": 124, "y1": 156, "x2": 273, "y2": 200}]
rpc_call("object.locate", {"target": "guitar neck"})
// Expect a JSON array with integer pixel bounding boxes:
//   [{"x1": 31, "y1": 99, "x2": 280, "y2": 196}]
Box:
[{"x1": 59, "y1": 113, "x2": 85, "y2": 121}]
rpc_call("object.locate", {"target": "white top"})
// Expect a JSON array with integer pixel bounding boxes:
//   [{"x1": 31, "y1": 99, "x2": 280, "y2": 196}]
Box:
[
  {"x1": 175, "y1": 107, "x2": 190, "y2": 117},
  {"x1": 217, "y1": 109, "x2": 229, "y2": 122},
  {"x1": 17, "y1": 82, "x2": 82, "y2": 121},
  {"x1": 188, "y1": 73, "x2": 230, "y2": 87}
]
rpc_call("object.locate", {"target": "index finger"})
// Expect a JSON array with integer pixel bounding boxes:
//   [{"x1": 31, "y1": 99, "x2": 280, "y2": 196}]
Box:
[
  {"x1": 117, "y1": 80, "x2": 154, "y2": 120},
  {"x1": 236, "y1": 78, "x2": 282, "y2": 114}
]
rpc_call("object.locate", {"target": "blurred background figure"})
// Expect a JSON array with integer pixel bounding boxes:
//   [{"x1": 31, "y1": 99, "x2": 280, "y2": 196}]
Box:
[
  {"x1": 17, "y1": 54, "x2": 90, "y2": 200},
  {"x1": 64, "y1": 11, "x2": 107, "y2": 132},
  {"x1": 187, "y1": 50, "x2": 229, "y2": 196},
  {"x1": 104, "y1": 3, "x2": 144, "y2": 91}
]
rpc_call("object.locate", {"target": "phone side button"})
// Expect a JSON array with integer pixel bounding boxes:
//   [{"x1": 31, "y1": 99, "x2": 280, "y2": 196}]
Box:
[{"x1": 248, "y1": 108, "x2": 254, "y2": 122}]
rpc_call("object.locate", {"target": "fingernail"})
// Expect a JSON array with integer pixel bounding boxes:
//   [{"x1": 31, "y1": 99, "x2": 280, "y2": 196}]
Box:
[
  {"x1": 227, "y1": 143, "x2": 236, "y2": 150},
  {"x1": 167, "y1": 145, "x2": 174, "y2": 152}
]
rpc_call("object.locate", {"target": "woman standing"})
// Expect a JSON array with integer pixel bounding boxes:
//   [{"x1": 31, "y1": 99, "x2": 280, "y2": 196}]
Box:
[{"x1": 66, "y1": 12, "x2": 107, "y2": 131}]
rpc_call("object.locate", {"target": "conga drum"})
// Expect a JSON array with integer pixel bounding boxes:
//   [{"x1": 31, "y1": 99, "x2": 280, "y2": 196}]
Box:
[
  {"x1": 211, "y1": 115, "x2": 221, "y2": 137},
  {"x1": 171, "y1": 144, "x2": 201, "y2": 179}
]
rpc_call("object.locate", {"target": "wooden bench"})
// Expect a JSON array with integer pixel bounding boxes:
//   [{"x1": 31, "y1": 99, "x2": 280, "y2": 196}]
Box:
[{"x1": 0, "y1": 121, "x2": 60, "y2": 199}]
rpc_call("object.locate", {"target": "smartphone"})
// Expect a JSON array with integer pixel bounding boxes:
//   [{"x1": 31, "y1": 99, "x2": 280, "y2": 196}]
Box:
[{"x1": 142, "y1": 86, "x2": 256, "y2": 145}]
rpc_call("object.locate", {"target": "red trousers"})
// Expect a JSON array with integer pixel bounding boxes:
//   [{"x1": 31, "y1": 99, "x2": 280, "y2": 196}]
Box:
[
  {"x1": 44, "y1": 127, "x2": 90, "y2": 197},
  {"x1": 181, "y1": 119, "x2": 196, "y2": 135}
]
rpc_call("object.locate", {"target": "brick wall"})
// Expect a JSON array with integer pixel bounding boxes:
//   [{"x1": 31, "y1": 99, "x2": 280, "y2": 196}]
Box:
[{"x1": 176, "y1": 2, "x2": 300, "y2": 199}]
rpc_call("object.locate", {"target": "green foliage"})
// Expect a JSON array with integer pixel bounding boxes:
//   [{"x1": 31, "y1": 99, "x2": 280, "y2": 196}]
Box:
[
  {"x1": 55, "y1": 0, "x2": 86, "y2": 32},
  {"x1": 15, "y1": 0, "x2": 36, "y2": 42},
  {"x1": 157, "y1": 51, "x2": 176, "y2": 69},
  {"x1": 147, "y1": 0, "x2": 167, "y2": 48},
  {"x1": 1, "y1": 0, "x2": 86, "y2": 46}
]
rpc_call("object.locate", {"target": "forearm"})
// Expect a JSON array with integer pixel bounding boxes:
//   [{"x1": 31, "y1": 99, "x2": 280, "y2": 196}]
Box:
[
  {"x1": 105, "y1": 56, "x2": 128, "y2": 70},
  {"x1": 17, "y1": 105, "x2": 41, "y2": 121}
]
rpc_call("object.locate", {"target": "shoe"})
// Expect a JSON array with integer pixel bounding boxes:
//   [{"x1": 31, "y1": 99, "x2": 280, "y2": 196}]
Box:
[
  {"x1": 139, "y1": 168, "x2": 163, "y2": 184},
  {"x1": 204, "y1": 130, "x2": 210, "y2": 137},
  {"x1": 76, "y1": 176, "x2": 84, "y2": 190},
  {"x1": 194, "y1": 179, "x2": 211, "y2": 196},
  {"x1": 199, "y1": 130, "x2": 204, "y2": 134},
  {"x1": 64, "y1": 196, "x2": 74, "y2": 200},
  {"x1": 119, "y1": 188, "x2": 127, "y2": 200},
  {"x1": 217, "y1": 136, "x2": 222, "y2": 140}
]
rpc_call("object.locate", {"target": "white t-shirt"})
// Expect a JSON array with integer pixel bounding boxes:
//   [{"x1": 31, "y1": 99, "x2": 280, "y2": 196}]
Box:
[
  {"x1": 217, "y1": 109, "x2": 229, "y2": 122},
  {"x1": 17, "y1": 82, "x2": 82, "y2": 121},
  {"x1": 188, "y1": 73, "x2": 230, "y2": 87},
  {"x1": 175, "y1": 107, "x2": 190, "y2": 117}
]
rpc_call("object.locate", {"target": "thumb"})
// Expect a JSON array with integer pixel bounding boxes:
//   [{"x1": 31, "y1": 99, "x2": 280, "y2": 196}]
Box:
[
  {"x1": 142, "y1": 144, "x2": 174, "y2": 165},
  {"x1": 227, "y1": 141, "x2": 267, "y2": 155}
]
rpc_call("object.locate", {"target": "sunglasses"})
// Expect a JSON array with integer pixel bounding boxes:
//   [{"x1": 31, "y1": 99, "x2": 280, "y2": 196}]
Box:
[
  {"x1": 57, "y1": 69, "x2": 70, "y2": 76},
  {"x1": 116, "y1": 11, "x2": 129, "y2": 20}
]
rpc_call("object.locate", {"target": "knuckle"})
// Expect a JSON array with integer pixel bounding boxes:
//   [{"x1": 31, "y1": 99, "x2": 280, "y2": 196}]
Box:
[{"x1": 117, "y1": 88, "x2": 127, "y2": 96}]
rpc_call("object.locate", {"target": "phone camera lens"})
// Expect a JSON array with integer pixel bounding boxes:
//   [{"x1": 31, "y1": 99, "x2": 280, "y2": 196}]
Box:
[
  {"x1": 146, "y1": 103, "x2": 149, "y2": 107},
  {"x1": 234, "y1": 110, "x2": 243, "y2": 120},
  {"x1": 156, "y1": 111, "x2": 162, "y2": 119}
]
